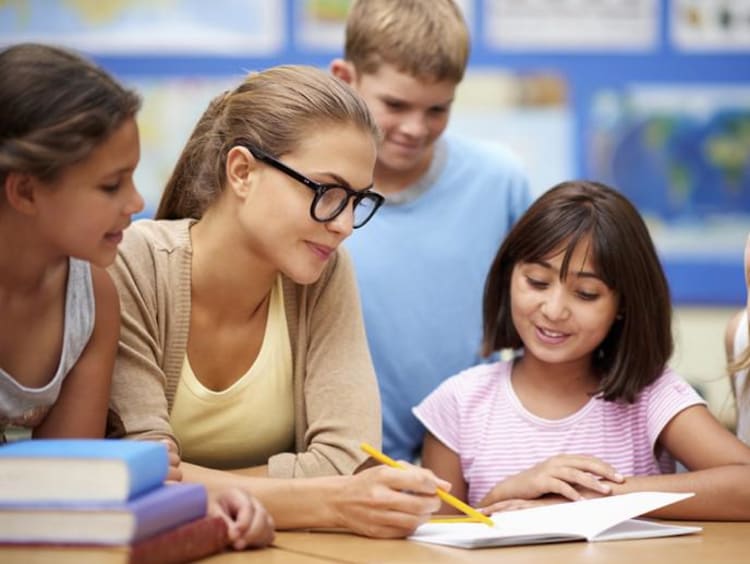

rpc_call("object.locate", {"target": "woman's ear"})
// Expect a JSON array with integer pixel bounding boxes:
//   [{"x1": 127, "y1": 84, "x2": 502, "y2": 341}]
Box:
[
  {"x1": 4, "y1": 171, "x2": 39, "y2": 215},
  {"x1": 225, "y1": 146, "x2": 257, "y2": 199}
]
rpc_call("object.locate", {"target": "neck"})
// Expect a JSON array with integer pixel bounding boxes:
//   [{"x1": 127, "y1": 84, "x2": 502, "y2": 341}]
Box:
[
  {"x1": 510, "y1": 353, "x2": 600, "y2": 419},
  {"x1": 374, "y1": 148, "x2": 434, "y2": 195},
  {"x1": 513, "y1": 352, "x2": 599, "y2": 395},
  {"x1": 0, "y1": 210, "x2": 66, "y2": 294},
  {"x1": 189, "y1": 207, "x2": 277, "y2": 324}
]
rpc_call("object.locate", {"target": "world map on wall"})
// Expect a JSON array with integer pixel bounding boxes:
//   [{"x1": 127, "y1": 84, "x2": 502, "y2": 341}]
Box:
[
  {"x1": 0, "y1": 0, "x2": 281, "y2": 54},
  {"x1": 591, "y1": 89, "x2": 750, "y2": 226}
]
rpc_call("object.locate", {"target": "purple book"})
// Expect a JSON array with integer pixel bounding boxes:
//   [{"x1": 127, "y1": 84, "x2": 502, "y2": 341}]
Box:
[{"x1": 0, "y1": 483, "x2": 207, "y2": 545}]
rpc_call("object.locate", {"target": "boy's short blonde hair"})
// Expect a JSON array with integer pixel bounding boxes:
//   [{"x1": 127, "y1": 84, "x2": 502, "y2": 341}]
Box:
[{"x1": 344, "y1": 0, "x2": 469, "y2": 83}]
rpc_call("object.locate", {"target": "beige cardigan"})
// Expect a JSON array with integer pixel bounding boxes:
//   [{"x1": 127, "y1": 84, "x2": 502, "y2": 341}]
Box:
[{"x1": 107, "y1": 218, "x2": 381, "y2": 478}]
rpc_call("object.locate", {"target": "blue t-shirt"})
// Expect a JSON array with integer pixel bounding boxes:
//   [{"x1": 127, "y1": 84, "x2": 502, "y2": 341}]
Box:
[{"x1": 346, "y1": 133, "x2": 532, "y2": 461}]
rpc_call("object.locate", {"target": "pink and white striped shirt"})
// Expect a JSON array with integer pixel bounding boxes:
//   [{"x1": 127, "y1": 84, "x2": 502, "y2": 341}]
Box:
[{"x1": 413, "y1": 361, "x2": 705, "y2": 507}]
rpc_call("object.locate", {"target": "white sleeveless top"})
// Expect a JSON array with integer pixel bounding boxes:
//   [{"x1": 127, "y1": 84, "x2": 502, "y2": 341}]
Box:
[
  {"x1": 732, "y1": 310, "x2": 750, "y2": 445},
  {"x1": 0, "y1": 258, "x2": 95, "y2": 441}
]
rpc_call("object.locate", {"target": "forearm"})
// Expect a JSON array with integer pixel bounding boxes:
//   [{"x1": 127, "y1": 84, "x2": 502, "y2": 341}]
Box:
[
  {"x1": 229, "y1": 465, "x2": 268, "y2": 477},
  {"x1": 612, "y1": 465, "x2": 750, "y2": 520},
  {"x1": 182, "y1": 462, "x2": 344, "y2": 529}
]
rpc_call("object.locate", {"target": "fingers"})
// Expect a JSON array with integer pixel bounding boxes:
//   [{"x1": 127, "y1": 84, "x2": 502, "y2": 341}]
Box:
[
  {"x1": 232, "y1": 497, "x2": 275, "y2": 550},
  {"x1": 337, "y1": 465, "x2": 449, "y2": 538},
  {"x1": 549, "y1": 454, "x2": 623, "y2": 484},
  {"x1": 480, "y1": 454, "x2": 625, "y2": 507},
  {"x1": 533, "y1": 455, "x2": 623, "y2": 500},
  {"x1": 208, "y1": 489, "x2": 275, "y2": 551},
  {"x1": 385, "y1": 462, "x2": 451, "y2": 495}
]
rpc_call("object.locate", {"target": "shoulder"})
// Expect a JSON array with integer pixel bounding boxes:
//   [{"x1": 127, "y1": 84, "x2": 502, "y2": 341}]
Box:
[
  {"x1": 89, "y1": 265, "x2": 119, "y2": 337},
  {"x1": 113, "y1": 218, "x2": 194, "y2": 287},
  {"x1": 436, "y1": 361, "x2": 508, "y2": 402},
  {"x1": 119, "y1": 218, "x2": 194, "y2": 258},
  {"x1": 640, "y1": 368, "x2": 706, "y2": 405}
]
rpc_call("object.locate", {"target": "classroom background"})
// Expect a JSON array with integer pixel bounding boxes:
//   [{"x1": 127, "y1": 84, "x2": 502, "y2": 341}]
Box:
[{"x1": 2, "y1": 0, "x2": 749, "y2": 424}]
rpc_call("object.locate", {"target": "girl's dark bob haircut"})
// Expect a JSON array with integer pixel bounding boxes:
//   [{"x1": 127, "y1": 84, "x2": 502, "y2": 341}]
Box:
[{"x1": 482, "y1": 180, "x2": 673, "y2": 403}]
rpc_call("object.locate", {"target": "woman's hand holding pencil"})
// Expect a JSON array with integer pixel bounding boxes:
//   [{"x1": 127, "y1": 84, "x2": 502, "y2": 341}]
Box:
[
  {"x1": 360, "y1": 443, "x2": 495, "y2": 527},
  {"x1": 330, "y1": 445, "x2": 452, "y2": 538}
]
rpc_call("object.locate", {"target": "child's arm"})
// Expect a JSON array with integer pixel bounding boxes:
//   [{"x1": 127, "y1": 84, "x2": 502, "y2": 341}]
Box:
[
  {"x1": 33, "y1": 267, "x2": 118, "y2": 438},
  {"x1": 605, "y1": 404, "x2": 750, "y2": 520},
  {"x1": 422, "y1": 431, "x2": 622, "y2": 513},
  {"x1": 208, "y1": 488, "x2": 275, "y2": 550},
  {"x1": 476, "y1": 453, "x2": 624, "y2": 510},
  {"x1": 421, "y1": 432, "x2": 468, "y2": 514}
]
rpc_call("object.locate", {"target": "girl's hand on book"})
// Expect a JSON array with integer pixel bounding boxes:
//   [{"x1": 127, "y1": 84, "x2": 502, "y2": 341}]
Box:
[
  {"x1": 209, "y1": 488, "x2": 275, "y2": 550},
  {"x1": 333, "y1": 463, "x2": 450, "y2": 539},
  {"x1": 477, "y1": 454, "x2": 624, "y2": 509}
]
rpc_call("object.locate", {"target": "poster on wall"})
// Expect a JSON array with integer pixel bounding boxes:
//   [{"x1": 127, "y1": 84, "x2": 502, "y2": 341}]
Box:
[
  {"x1": 449, "y1": 70, "x2": 573, "y2": 197},
  {"x1": 294, "y1": 0, "x2": 474, "y2": 52},
  {"x1": 589, "y1": 84, "x2": 750, "y2": 302},
  {"x1": 484, "y1": 0, "x2": 658, "y2": 51},
  {"x1": 0, "y1": 0, "x2": 284, "y2": 55},
  {"x1": 128, "y1": 76, "x2": 239, "y2": 215},
  {"x1": 671, "y1": 0, "x2": 750, "y2": 51}
]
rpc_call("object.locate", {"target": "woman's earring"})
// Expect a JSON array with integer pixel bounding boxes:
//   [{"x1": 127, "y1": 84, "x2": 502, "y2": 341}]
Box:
[{"x1": 616, "y1": 313, "x2": 624, "y2": 321}]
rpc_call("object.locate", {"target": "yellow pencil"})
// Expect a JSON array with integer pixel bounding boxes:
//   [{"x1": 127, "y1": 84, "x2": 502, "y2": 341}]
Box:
[
  {"x1": 429, "y1": 516, "x2": 486, "y2": 524},
  {"x1": 360, "y1": 442, "x2": 494, "y2": 527}
]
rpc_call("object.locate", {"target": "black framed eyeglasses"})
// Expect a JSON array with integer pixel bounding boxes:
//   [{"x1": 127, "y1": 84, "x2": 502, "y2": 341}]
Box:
[{"x1": 236, "y1": 143, "x2": 384, "y2": 229}]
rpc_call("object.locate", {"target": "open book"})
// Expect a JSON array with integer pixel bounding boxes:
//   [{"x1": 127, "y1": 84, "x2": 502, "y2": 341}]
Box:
[{"x1": 410, "y1": 491, "x2": 701, "y2": 549}]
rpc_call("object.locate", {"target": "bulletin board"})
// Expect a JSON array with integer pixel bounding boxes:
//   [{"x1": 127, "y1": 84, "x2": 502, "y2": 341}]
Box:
[{"x1": 1, "y1": 0, "x2": 749, "y2": 305}]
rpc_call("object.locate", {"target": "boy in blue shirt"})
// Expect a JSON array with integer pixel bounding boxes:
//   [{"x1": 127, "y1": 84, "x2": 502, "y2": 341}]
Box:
[{"x1": 332, "y1": 0, "x2": 532, "y2": 461}]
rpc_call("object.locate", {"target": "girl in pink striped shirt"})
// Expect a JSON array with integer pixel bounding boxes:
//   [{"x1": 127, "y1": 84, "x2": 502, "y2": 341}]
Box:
[{"x1": 415, "y1": 180, "x2": 750, "y2": 520}]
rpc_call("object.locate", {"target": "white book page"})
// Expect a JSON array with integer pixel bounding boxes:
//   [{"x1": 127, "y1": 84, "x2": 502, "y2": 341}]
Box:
[
  {"x1": 592, "y1": 518, "x2": 702, "y2": 542},
  {"x1": 410, "y1": 492, "x2": 697, "y2": 549}
]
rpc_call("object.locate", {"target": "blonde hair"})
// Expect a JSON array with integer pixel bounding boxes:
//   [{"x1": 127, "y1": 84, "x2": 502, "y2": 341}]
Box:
[
  {"x1": 156, "y1": 65, "x2": 379, "y2": 220},
  {"x1": 728, "y1": 327, "x2": 750, "y2": 406},
  {"x1": 344, "y1": 0, "x2": 469, "y2": 83}
]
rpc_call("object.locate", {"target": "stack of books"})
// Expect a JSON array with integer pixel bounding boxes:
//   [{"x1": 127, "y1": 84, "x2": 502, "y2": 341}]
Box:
[{"x1": 0, "y1": 439, "x2": 228, "y2": 564}]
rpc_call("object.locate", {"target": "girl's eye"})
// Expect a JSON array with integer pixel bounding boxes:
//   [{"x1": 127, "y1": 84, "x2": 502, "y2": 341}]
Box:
[
  {"x1": 100, "y1": 182, "x2": 121, "y2": 194},
  {"x1": 525, "y1": 276, "x2": 548, "y2": 289},
  {"x1": 577, "y1": 291, "x2": 599, "y2": 301}
]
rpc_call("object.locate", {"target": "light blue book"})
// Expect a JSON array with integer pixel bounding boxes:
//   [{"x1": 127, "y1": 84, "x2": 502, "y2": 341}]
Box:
[{"x1": 0, "y1": 439, "x2": 168, "y2": 503}]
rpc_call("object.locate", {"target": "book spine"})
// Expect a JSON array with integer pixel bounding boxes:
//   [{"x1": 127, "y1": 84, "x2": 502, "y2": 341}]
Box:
[
  {"x1": 125, "y1": 444, "x2": 170, "y2": 499},
  {"x1": 131, "y1": 484, "x2": 207, "y2": 542},
  {"x1": 130, "y1": 515, "x2": 228, "y2": 564}
]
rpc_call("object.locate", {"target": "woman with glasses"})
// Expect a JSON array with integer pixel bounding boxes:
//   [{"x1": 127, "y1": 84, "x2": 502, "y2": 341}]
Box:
[{"x1": 107, "y1": 65, "x2": 447, "y2": 538}]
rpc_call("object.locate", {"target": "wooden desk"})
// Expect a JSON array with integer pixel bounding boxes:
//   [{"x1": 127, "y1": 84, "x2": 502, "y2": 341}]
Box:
[
  {"x1": 258, "y1": 522, "x2": 749, "y2": 564},
  {"x1": 204, "y1": 546, "x2": 330, "y2": 563}
]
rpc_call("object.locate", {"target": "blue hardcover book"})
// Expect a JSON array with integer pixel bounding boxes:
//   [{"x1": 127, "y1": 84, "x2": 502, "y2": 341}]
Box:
[
  {"x1": 0, "y1": 483, "x2": 208, "y2": 545},
  {"x1": 0, "y1": 439, "x2": 168, "y2": 503}
]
